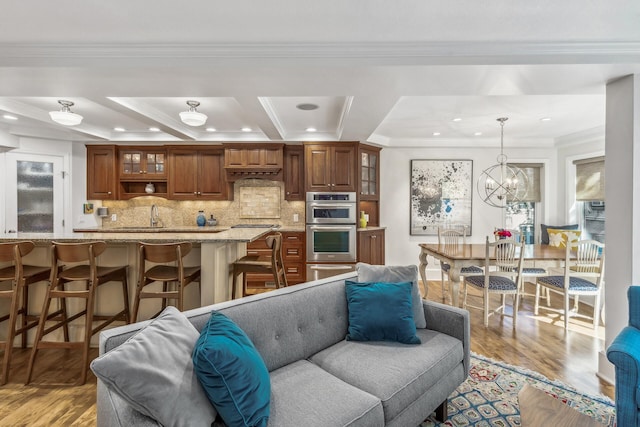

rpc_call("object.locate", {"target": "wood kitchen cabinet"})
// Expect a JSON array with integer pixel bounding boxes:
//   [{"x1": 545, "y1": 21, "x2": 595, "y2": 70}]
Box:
[
  {"x1": 283, "y1": 145, "x2": 304, "y2": 201},
  {"x1": 304, "y1": 142, "x2": 357, "y2": 192},
  {"x1": 118, "y1": 147, "x2": 167, "y2": 180},
  {"x1": 359, "y1": 145, "x2": 380, "y2": 200},
  {"x1": 86, "y1": 145, "x2": 117, "y2": 200},
  {"x1": 223, "y1": 143, "x2": 284, "y2": 181},
  {"x1": 357, "y1": 228, "x2": 385, "y2": 265},
  {"x1": 167, "y1": 147, "x2": 228, "y2": 200},
  {"x1": 245, "y1": 231, "x2": 306, "y2": 291}
]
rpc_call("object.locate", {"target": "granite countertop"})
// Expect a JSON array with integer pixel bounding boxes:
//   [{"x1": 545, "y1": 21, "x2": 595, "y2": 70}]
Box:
[
  {"x1": 74, "y1": 224, "x2": 307, "y2": 233},
  {"x1": 0, "y1": 227, "x2": 273, "y2": 244},
  {"x1": 357, "y1": 226, "x2": 386, "y2": 231}
]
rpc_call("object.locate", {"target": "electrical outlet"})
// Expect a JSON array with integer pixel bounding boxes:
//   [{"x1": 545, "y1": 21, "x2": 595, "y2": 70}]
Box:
[
  {"x1": 293, "y1": 213, "x2": 299, "y2": 223},
  {"x1": 111, "y1": 214, "x2": 117, "y2": 222}
]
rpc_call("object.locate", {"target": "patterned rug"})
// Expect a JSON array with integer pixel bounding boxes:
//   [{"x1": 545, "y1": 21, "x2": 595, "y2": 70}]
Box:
[{"x1": 421, "y1": 353, "x2": 616, "y2": 427}]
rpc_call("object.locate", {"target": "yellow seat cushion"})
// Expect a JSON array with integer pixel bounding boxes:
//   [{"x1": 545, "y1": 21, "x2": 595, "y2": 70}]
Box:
[{"x1": 547, "y1": 228, "x2": 582, "y2": 250}]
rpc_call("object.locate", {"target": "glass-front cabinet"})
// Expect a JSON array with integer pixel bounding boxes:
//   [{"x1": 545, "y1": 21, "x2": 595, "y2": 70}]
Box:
[
  {"x1": 119, "y1": 148, "x2": 167, "y2": 180},
  {"x1": 359, "y1": 146, "x2": 380, "y2": 200}
]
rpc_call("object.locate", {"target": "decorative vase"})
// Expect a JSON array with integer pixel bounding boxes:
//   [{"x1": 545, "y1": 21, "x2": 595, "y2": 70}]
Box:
[
  {"x1": 206, "y1": 214, "x2": 217, "y2": 226},
  {"x1": 196, "y1": 210, "x2": 206, "y2": 227},
  {"x1": 359, "y1": 211, "x2": 367, "y2": 228},
  {"x1": 145, "y1": 183, "x2": 155, "y2": 194}
]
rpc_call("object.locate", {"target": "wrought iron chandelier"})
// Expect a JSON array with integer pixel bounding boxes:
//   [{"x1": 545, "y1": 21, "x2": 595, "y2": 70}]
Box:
[{"x1": 476, "y1": 117, "x2": 528, "y2": 208}]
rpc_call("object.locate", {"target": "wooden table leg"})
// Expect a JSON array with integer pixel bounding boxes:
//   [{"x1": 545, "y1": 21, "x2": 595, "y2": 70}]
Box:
[
  {"x1": 449, "y1": 266, "x2": 462, "y2": 307},
  {"x1": 418, "y1": 248, "x2": 429, "y2": 299}
]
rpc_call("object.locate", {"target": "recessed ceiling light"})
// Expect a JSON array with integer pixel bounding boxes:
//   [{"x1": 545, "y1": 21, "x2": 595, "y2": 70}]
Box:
[
  {"x1": 296, "y1": 103, "x2": 319, "y2": 111},
  {"x1": 305, "y1": 127, "x2": 317, "y2": 132},
  {"x1": 205, "y1": 127, "x2": 217, "y2": 132},
  {"x1": 113, "y1": 127, "x2": 125, "y2": 132},
  {"x1": 432, "y1": 132, "x2": 441, "y2": 136},
  {"x1": 540, "y1": 117, "x2": 552, "y2": 122},
  {"x1": 241, "y1": 127, "x2": 252, "y2": 132},
  {"x1": 3, "y1": 114, "x2": 18, "y2": 120},
  {"x1": 474, "y1": 132, "x2": 483, "y2": 136},
  {"x1": 149, "y1": 127, "x2": 160, "y2": 132},
  {"x1": 452, "y1": 118, "x2": 462, "y2": 122}
]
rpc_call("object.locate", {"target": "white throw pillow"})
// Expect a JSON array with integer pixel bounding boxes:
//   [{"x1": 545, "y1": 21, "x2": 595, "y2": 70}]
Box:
[{"x1": 90, "y1": 306, "x2": 217, "y2": 427}]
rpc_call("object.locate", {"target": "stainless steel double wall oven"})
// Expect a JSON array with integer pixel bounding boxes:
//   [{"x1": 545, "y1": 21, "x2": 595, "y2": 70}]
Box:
[{"x1": 305, "y1": 192, "x2": 357, "y2": 280}]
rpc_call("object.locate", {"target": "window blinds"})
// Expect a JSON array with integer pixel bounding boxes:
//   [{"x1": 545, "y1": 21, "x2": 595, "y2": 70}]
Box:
[
  {"x1": 507, "y1": 163, "x2": 542, "y2": 202},
  {"x1": 573, "y1": 156, "x2": 605, "y2": 201}
]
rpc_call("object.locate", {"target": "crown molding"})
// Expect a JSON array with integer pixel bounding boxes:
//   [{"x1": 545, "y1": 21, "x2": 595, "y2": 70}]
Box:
[
  {"x1": 2, "y1": 41, "x2": 640, "y2": 66},
  {"x1": 554, "y1": 126, "x2": 605, "y2": 148}
]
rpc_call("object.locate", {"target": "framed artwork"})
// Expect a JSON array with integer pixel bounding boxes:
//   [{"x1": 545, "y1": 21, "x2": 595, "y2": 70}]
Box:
[
  {"x1": 410, "y1": 159, "x2": 473, "y2": 235},
  {"x1": 83, "y1": 203, "x2": 94, "y2": 214}
]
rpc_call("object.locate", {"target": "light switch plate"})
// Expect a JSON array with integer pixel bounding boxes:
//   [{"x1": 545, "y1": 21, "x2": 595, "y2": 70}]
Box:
[
  {"x1": 293, "y1": 213, "x2": 299, "y2": 222},
  {"x1": 111, "y1": 214, "x2": 117, "y2": 222}
]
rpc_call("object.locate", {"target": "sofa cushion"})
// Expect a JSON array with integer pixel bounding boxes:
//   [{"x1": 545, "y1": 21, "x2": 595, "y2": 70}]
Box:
[
  {"x1": 268, "y1": 360, "x2": 384, "y2": 427},
  {"x1": 345, "y1": 280, "x2": 420, "y2": 345},
  {"x1": 540, "y1": 223, "x2": 578, "y2": 244},
  {"x1": 309, "y1": 328, "x2": 464, "y2": 424},
  {"x1": 193, "y1": 311, "x2": 271, "y2": 427},
  {"x1": 90, "y1": 306, "x2": 217, "y2": 427},
  {"x1": 356, "y1": 263, "x2": 427, "y2": 329}
]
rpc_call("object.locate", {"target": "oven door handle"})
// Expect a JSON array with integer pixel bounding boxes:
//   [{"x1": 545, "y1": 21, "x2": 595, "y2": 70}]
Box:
[
  {"x1": 308, "y1": 203, "x2": 355, "y2": 208},
  {"x1": 307, "y1": 225, "x2": 355, "y2": 231},
  {"x1": 309, "y1": 265, "x2": 354, "y2": 270}
]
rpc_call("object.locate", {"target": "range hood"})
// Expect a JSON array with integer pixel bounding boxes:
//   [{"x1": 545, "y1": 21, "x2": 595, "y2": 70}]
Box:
[{"x1": 223, "y1": 143, "x2": 284, "y2": 181}]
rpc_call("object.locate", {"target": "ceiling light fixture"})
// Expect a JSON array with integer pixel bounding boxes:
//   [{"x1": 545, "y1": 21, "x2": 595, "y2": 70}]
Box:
[
  {"x1": 540, "y1": 117, "x2": 552, "y2": 122},
  {"x1": 49, "y1": 100, "x2": 83, "y2": 126},
  {"x1": 432, "y1": 132, "x2": 441, "y2": 136},
  {"x1": 113, "y1": 127, "x2": 126, "y2": 132},
  {"x1": 179, "y1": 100, "x2": 207, "y2": 127},
  {"x1": 305, "y1": 127, "x2": 317, "y2": 132},
  {"x1": 3, "y1": 114, "x2": 18, "y2": 120},
  {"x1": 452, "y1": 118, "x2": 462, "y2": 122},
  {"x1": 476, "y1": 117, "x2": 528, "y2": 208},
  {"x1": 296, "y1": 103, "x2": 319, "y2": 111},
  {"x1": 241, "y1": 127, "x2": 252, "y2": 132},
  {"x1": 474, "y1": 132, "x2": 482, "y2": 136},
  {"x1": 205, "y1": 127, "x2": 217, "y2": 132},
  {"x1": 149, "y1": 127, "x2": 160, "y2": 132}
]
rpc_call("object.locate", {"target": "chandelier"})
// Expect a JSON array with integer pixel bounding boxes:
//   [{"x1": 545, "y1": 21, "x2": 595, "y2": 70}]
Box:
[
  {"x1": 476, "y1": 117, "x2": 528, "y2": 208},
  {"x1": 49, "y1": 100, "x2": 83, "y2": 126},
  {"x1": 179, "y1": 100, "x2": 207, "y2": 126}
]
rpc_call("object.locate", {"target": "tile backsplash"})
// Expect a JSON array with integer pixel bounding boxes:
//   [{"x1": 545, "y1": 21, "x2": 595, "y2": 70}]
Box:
[{"x1": 100, "y1": 179, "x2": 304, "y2": 228}]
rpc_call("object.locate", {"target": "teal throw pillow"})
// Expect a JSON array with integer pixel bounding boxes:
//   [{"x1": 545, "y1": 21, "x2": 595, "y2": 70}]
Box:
[
  {"x1": 345, "y1": 280, "x2": 421, "y2": 345},
  {"x1": 192, "y1": 311, "x2": 270, "y2": 427}
]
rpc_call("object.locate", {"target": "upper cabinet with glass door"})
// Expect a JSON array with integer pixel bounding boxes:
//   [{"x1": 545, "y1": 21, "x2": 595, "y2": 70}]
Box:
[
  {"x1": 359, "y1": 146, "x2": 380, "y2": 200},
  {"x1": 119, "y1": 147, "x2": 167, "y2": 180}
]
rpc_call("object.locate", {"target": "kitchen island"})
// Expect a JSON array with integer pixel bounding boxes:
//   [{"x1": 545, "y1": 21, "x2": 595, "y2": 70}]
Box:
[{"x1": 0, "y1": 227, "x2": 273, "y2": 334}]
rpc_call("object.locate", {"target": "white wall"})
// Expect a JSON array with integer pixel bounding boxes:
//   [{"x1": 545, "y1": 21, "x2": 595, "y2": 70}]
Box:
[{"x1": 381, "y1": 144, "x2": 555, "y2": 271}]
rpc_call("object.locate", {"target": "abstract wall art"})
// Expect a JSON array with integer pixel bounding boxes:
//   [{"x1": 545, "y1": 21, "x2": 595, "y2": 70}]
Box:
[{"x1": 410, "y1": 159, "x2": 473, "y2": 235}]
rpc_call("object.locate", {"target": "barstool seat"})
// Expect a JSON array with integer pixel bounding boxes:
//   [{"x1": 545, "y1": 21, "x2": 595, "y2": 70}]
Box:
[
  {"x1": 132, "y1": 242, "x2": 201, "y2": 322},
  {"x1": 231, "y1": 233, "x2": 287, "y2": 299},
  {"x1": 0, "y1": 241, "x2": 50, "y2": 385},
  {"x1": 26, "y1": 241, "x2": 130, "y2": 385}
]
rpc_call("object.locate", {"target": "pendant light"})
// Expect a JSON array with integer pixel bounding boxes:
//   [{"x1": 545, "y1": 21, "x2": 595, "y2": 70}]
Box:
[
  {"x1": 179, "y1": 100, "x2": 207, "y2": 127},
  {"x1": 49, "y1": 100, "x2": 83, "y2": 126},
  {"x1": 476, "y1": 117, "x2": 528, "y2": 208}
]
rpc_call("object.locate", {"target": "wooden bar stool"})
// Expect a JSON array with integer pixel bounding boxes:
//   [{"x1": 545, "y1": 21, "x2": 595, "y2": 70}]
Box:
[
  {"x1": 26, "y1": 241, "x2": 130, "y2": 385},
  {"x1": 132, "y1": 242, "x2": 201, "y2": 322},
  {"x1": 0, "y1": 241, "x2": 50, "y2": 385},
  {"x1": 231, "y1": 232, "x2": 287, "y2": 299}
]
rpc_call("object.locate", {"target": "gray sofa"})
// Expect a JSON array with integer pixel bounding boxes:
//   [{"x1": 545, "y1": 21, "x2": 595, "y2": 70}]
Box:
[{"x1": 96, "y1": 271, "x2": 470, "y2": 427}]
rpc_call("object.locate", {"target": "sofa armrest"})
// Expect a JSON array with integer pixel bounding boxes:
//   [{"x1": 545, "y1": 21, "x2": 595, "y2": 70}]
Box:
[
  {"x1": 607, "y1": 326, "x2": 640, "y2": 426},
  {"x1": 422, "y1": 299, "x2": 470, "y2": 374}
]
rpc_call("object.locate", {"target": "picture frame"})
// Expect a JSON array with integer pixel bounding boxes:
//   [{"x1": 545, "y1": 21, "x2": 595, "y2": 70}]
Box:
[
  {"x1": 410, "y1": 159, "x2": 473, "y2": 235},
  {"x1": 83, "y1": 203, "x2": 94, "y2": 214}
]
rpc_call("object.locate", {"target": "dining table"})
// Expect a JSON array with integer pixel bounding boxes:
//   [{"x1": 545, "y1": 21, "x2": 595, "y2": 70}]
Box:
[{"x1": 418, "y1": 243, "x2": 568, "y2": 307}]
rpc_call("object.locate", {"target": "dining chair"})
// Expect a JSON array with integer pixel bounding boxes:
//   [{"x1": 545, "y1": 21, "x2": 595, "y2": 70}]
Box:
[
  {"x1": 463, "y1": 236, "x2": 525, "y2": 329},
  {"x1": 0, "y1": 241, "x2": 51, "y2": 385},
  {"x1": 437, "y1": 226, "x2": 483, "y2": 303},
  {"x1": 27, "y1": 241, "x2": 130, "y2": 385},
  {"x1": 132, "y1": 241, "x2": 201, "y2": 322},
  {"x1": 534, "y1": 239, "x2": 605, "y2": 330},
  {"x1": 231, "y1": 232, "x2": 287, "y2": 299}
]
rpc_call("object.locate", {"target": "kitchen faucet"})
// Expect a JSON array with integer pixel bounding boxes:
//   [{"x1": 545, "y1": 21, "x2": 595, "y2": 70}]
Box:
[{"x1": 150, "y1": 204, "x2": 160, "y2": 227}]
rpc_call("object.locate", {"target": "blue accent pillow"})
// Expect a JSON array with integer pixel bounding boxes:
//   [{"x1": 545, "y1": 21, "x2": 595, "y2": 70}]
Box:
[
  {"x1": 345, "y1": 280, "x2": 421, "y2": 345},
  {"x1": 192, "y1": 311, "x2": 270, "y2": 427}
]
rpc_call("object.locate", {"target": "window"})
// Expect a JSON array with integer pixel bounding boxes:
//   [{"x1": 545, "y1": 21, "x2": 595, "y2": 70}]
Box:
[
  {"x1": 506, "y1": 163, "x2": 542, "y2": 244},
  {"x1": 574, "y1": 157, "x2": 605, "y2": 243}
]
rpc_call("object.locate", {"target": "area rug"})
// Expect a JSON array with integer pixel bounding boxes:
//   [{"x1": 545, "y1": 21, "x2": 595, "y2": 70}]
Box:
[{"x1": 421, "y1": 353, "x2": 616, "y2": 427}]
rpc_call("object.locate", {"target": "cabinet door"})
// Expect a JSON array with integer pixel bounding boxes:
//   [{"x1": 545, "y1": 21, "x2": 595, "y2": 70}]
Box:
[
  {"x1": 167, "y1": 149, "x2": 198, "y2": 199},
  {"x1": 332, "y1": 146, "x2": 356, "y2": 192},
  {"x1": 284, "y1": 146, "x2": 304, "y2": 200},
  {"x1": 119, "y1": 148, "x2": 166, "y2": 180},
  {"x1": 304, "y1": 144, "x2": 332, "y2": 192},
  {"x1": 357, "y1": 229, "x2": 385, "y2": 265},
  {"x1": 198, "y1": 150, "x2": 228, "y2": 199},
  {"x1": 224, "y1": 148, "x2": 246, "y2": 167},
  {"x1": 86, "y1": 146, "x2": 116, "y2": 200},
  {"x1": 359, "y1": 147, "x2": 380, "y2": 200}
]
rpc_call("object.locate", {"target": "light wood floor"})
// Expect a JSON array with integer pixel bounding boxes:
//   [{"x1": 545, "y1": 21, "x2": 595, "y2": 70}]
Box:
[{"x1": 0, "y1": 280, "x2": 614, "y2": 426}]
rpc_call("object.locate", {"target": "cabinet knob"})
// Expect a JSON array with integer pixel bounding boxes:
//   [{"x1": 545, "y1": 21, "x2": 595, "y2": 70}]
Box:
[
  {"x1": 198, "y1": 192, "x2": 202, "y2": 195},
  {"x1": 194, "y1": 192, "x2": 198, "y2": 195},
  {"x1": 371, "y1": 235, "x2": 376, "y2": 239},
  {"x1": 286, "y1": 192, "x2": 290, "y2": 195},
  {"x1": 107, "y1": 191, "x2": 112, "y2": 195}
]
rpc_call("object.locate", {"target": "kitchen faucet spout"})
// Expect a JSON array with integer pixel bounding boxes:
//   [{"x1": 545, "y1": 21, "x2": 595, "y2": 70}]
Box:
[{"x1": 150, "y1": 204, "x2": 160, "y2": 227}]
